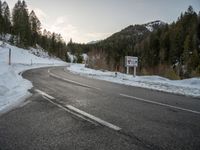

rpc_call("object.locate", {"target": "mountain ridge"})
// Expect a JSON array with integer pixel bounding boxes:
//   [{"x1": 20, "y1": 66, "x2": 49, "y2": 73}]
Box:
[{"x1": 87, "y1": 20, "x2": 166, "y2": 44}]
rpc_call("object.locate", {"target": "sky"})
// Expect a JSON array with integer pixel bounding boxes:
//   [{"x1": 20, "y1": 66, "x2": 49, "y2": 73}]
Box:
[{"x1": 5, "y1": 0, "x2": 200, "y2": 43}]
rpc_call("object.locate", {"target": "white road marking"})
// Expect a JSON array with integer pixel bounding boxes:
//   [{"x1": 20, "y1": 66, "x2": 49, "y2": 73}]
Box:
[
  {"x1": 42, "y1": 96, "x2": 98, "y2": 125},
  {"x1": 35, "y1": 89, "x2": 55, "y2": 100},
  {"x1": 66, "y1": 105, "x2": 121, "y2": 131},
  {"x1": 35, "y1": 89, "x2": 120, "y2": 130},
  {"x1": 48, "y1": 68, "x2": 101, "y2": 90},
  {"x1": 120, "y1": 94, "x2": 200, "y2": 115},
  {"x1": 35, "y1": 89, "x2": 97, "y2": 125}
]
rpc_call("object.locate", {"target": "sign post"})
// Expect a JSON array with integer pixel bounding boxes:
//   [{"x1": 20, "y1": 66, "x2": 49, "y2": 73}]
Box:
[
  {"x1": 127, "y1": 66, "x2": 129, "y2": 74},
  {"x1": 133, "y1": 66, "x2": 136, "y2": 77},
  {"x1": 125, "y1": 56, "x2": 138, "y2": 77},
  {"x1": 9, "y1": 48, "x2": 11, "y2": 65}
]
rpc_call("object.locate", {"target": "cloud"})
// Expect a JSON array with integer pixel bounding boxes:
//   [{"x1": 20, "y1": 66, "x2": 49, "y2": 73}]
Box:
[
  {"x1": 26, "y1": 6, "x2": 111, "y2": 43},
  {"x1": 39, "y1": 15, "x2": 112, "y2": 43},
  {"x1": 54, "y1": 16, "x2": 66, "y2": 25},
  {"x1": 27, "y1": 10, "x2": 111, "y2": 43},
  {"x1": 42, "y1": 16, "x2": 79, "y2": 42},
  {"x1": 48, "y1": 19, "x2": 112, "y2": 43}
]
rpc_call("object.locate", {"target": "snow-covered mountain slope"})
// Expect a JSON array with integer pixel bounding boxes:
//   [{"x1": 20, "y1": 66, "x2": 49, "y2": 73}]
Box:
[
  {"x1": 144, "y1": 20, "x2": 166, "y2": 32},
  {"x1": 0, "y1": 42, "x2": 66, "y2": 114},
  {"x1": 67, "y1": 64, "x2": 200, "y2": 98},
  {"x1": 87, "y1": 40, "x2": 101, "y2": 44},
  {"x1": 99, "y1": 20, "x2": 165, "y2": 49}
]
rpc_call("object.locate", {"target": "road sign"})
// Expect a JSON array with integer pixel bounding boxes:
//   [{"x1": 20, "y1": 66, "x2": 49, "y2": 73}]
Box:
[
  {"x1": 125, "y1": 56, "x2": 138, "y2": 76},
  {"x1": 125, "y1": 56, "x2": 138, "y2": 67}
]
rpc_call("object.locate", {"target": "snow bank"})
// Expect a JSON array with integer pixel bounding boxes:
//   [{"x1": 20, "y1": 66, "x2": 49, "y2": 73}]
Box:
[
  {"x1": 0, "y1": 64, "x2": 32, "y2": 113},
  {"x1": 67, "y1": 64, "x2": 200, "y2": 98},
  {"x1": 0, "y1": 42, "x2": 66, "y2": 114}
]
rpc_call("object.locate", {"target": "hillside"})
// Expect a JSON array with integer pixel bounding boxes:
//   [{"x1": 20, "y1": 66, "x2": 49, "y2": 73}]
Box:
[
  {"x1": 67, "y1": 6, "x2": 200, "y2": 79},
  {"x1": 67, "y1": 20, "x2": 166, "y2": 72},
  {"x1": 107, "y1": 20, "x2": 165, "y2": 40},
  {"x1": 134, "y1": 6, "x2": 200, "y2": 78},
  {"x1": 86, "y1": 21, "x2": 165, "y2": 71},
  {"x1": 0, "y1": 0, "x2": 67, "y2": 61},
  {"x1": 0, "y1": 41, "x2": 66, "y2": 113}
]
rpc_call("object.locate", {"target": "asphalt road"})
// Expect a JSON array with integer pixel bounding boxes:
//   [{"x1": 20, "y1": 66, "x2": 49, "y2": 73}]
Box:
[{"x1": 0, "y1": 66, "x2": 200, "y2": 150}]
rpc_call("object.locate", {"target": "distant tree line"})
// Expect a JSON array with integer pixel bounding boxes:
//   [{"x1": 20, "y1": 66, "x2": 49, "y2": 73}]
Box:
[
  {"x1": 67, "y1": 6, "x2": 200, "y2": 79},
  {"x1": 0, "y1": 0, "x2": 67, "y2": 60},
  {"x1": 134, "y1": 6, "x2": 200, "y2": 78}
]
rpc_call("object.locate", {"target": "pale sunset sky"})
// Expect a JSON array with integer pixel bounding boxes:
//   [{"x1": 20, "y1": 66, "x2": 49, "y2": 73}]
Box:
[{"x1": 5, "y1": 0, "x2": 200, "y2": 43}]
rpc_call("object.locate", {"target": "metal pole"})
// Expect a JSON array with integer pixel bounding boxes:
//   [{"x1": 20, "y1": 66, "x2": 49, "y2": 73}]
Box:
[
  {"x1": 9, "y1": 48, "x2": 11, "y2": 65},
  {"x1": 133, "y1": 66, "x2": 136, "y2": 77},
  {"x1": 127, "y1": 66, "x2": 129, "y2": 74}
]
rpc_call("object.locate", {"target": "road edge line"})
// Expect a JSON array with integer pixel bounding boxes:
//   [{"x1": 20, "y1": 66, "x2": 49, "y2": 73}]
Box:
[
  {"x1": 66, "y1": 105, "x2": 121, "y2": 131},
  {"x1": 35, "y1": 89, "x2": 121, "y2": 130},
  {"x1": 120, "y1": 93, "x2": 200, "y2": 115},
  {"x1": 42, "y1": 96, "x2": 98, "y2": 125},
  {"x1": 35, "y1": 89, "x2": 55, "y2": 100}
]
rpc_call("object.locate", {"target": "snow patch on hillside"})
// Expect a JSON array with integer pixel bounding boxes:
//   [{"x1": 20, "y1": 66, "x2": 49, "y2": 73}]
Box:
[
  {"x1": 82, "y1": 53, "x2": 88, "y2": 62},
  {"x1": 146, "y1": 25, "x2": 154, "y2": 32},
  {"x1": 145, "y1": 20, "x2": 165, "y2": 32},
  {"x1": 67, "y1": 64, "x2": 200, "y2": 98},
  {"x1": 67, "y1": 52, "x2": 88, "y2": 63},
  {"x1": 67, "y1": 52, "x2": 76, "y2": 63},
  {"x1": 0, "y1": 42, "x2": 66, "y2": 114}
]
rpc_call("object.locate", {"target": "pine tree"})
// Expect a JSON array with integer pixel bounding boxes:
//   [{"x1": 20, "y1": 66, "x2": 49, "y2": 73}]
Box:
[
  {"x1": 21, "y1": 0, "x2": 31, "y2": 47},
  {"x1": 197, "y1": 12, "x2": 200, "y2": 53},
  {"x1": 2, "y1": 1, "x2": 11, "y2": 33},
  {"x1": 0, "y1": 0, "x2": 4, "y2": 34},
  {"x1": 12, "y1": 0, "x2": 21, "y2": 36},
  {"x1": 76, "y1": 53, "x2": 83, "y2": 63},
  {"x1": 29, "y1": 10, "x2": 41, "y2": 46},
  {"x1": 12, "y1": 0, "x2": 31, "y2": 47},
  {"x1": 187, "y1": 5, "x2": 195, "y2": 15},
  {"x1": 50, "y1": 32, "x2": 56, "y2": 55},
  {"x1": 182, "y1": 34, "x2": 192, "y2": 66}
]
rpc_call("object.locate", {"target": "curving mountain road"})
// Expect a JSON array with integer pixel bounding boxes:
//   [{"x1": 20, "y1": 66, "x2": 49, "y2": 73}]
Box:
[{"x1": 0, "y1": 66, "x2": 200, "y2": 150}]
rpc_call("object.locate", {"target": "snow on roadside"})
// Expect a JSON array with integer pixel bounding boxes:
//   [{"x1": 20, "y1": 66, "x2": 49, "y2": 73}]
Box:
[
  {"x1": 0, "y1": 42, "x2": 66, "y2": 114},
  {"x1": 67, "y1": 52, "x2": 76, "y2": 63},
  {"x1": 0, "y1": 64, "x2": 32, "y2": 113},
  {"x1": 67, "y1": 64, "x2": 200, "y2": 98}
]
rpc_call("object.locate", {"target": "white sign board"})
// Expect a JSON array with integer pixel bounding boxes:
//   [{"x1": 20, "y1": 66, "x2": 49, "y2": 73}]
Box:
[{"x1": 125, "y1": 56, "x2": 138, "y2": 67}]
